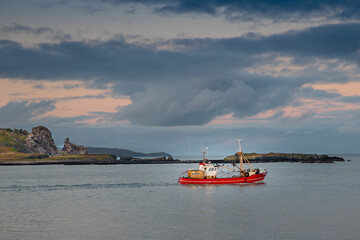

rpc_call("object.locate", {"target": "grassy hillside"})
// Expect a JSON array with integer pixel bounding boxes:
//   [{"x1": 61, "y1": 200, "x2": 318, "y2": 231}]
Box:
[
  {"x1": 0, "y1": 128, "x2": 27, "y2": 152},
  {"x1": 48, "y1": 154, "x2": 116, "y2": 161},
  {"x1": 0, "y1": 128, "x2": 46, "y2": 161}
]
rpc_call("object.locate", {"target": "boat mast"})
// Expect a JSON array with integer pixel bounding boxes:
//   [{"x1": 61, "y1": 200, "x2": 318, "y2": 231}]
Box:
[
  {"x1": 236, "y1": 139, "x2": 244, "y2": 172},
  {"x1": 201, "y1": 147, "x2": 208, "y2": 162}
]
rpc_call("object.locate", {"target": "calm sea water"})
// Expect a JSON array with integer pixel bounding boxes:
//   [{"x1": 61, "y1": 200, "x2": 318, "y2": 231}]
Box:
[{"x1": 1, "y1": 155, "x2": 359, "y2": 240}]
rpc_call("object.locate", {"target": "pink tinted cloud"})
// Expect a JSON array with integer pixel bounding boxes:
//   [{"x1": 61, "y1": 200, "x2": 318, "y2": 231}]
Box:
[
  {"x1": 0, "y1": 79, "x2": 131, "y2": 120},
  {"x1": 310, "y1": 82, "x2": 360, "y2": 96}
]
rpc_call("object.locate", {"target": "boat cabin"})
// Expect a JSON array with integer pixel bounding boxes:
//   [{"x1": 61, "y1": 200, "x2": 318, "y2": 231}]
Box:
[{"x1": 188, "y1": 162, "x2": 218, "y2": 179}]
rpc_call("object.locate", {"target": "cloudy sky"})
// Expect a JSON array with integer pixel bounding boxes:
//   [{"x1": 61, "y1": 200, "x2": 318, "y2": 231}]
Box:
[{"x1": 1, "y1": 0, "x2": 360, "y2": 155}]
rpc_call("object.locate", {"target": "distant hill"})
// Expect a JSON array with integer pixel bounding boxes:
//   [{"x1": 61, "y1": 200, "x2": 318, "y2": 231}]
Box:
[{"x1": 87, "y1": 147, "x2": 171, "y2": 157}]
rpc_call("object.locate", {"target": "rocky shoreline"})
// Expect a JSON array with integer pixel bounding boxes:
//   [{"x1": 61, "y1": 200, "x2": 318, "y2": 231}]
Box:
[
  {"x1": 0, "y1": 126, "x2": 345, "y2": 166},
  {"x1": 0, "y1": 154, "x2": 345, "y2": 165}
]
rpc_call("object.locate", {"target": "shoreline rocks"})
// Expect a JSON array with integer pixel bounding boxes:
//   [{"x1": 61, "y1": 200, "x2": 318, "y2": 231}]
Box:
[{"x1": 59, "y1": 138, "x2": 87, "y2": 155}]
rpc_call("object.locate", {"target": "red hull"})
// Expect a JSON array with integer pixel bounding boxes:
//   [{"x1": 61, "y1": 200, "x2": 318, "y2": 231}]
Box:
[{"x1": 178, "y1": 172, "x2": 267, "y2": 184}]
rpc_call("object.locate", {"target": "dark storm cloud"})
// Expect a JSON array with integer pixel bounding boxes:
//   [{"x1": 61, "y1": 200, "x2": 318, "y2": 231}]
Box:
[
  {"x1": 1, "y1": 23, "x2": 360, "y2": 126},
  {"x1": 299, "y1": 87, "x2": 360, "y2": 104},
  {"x1": 0, "y1": 100, "x2": 98, "y2": 126},
  {"x1": 99, "y1": 0, "x2": 360, "y2": 21},
  {"x1": 0, "y1": 38, "x2": 254, "y2": 87},
  {"x1": 0, "y1": 24, "x2": 54, "y2": 35},
  {"x1": 299, "y1": 87, "x2": 341, "y2": 99},
  {"x1": 341, "y1": 96, "x2": 360, "y2": 103},
  {"x1": 115, "y1": 75, "x2": 301, "y2": 126},
  {"x1": 57, "y1": 94, "x2": 106, "y2": 100},
  {"x1": 0, "y1": 24, "x2": 73, "y2": 41},
  {"x1": 0, "y1": 100, "x2": 55, "y2": 124},
  {"x1": 62, "y1": 83, "x2": 81, "y2": 89},
  {"x1": 173, "y1": 23, "x2": 360, "y2": 60},
  {"x1": 26, "y1": 94, "x2": 107, "y2": 102},
  {"x1": 32, "y1": 84, "x2": 45, "y2": 89},
  {"x1": 34, "y1": 0, "x2": 70, "y2": 8},
  {"x1": 1, "y1": 23, "x2": 359, "y2": 82}
]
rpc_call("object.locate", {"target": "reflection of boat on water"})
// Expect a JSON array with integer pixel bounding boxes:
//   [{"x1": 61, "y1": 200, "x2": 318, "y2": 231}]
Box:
[{"x1": 178, "y1": 140, "x2": 267, "y2": 185}]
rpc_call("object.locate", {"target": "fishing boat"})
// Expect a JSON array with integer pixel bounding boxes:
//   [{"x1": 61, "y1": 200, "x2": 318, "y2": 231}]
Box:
[{"x1": 178, "y1": 140, "x2": 267, "y2": 184}]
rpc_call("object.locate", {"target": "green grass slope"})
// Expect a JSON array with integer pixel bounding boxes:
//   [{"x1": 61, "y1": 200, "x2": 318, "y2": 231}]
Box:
[{"x1": 0, "y1": 128, "x2": 47, "y2": 161}]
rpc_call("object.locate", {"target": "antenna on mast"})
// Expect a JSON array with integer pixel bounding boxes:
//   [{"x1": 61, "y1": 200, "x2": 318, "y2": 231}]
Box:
[
  {"x1": 206, "y1": 147, "x2": 208, "y2": 160},
  {"x1": 236, "y1": 139, "x2": 244, "y2": 172},
  {"x1": 201, "y1": 147, "x2": 206, "y2": 162},
  {"x1": 236, "y1": 139, "x2": 243, "y2": 153}
]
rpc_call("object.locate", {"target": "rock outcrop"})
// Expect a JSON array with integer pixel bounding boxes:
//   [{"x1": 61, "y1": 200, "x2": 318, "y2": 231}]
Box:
[
  {"x1": 26, "y1": 126, "x2": 58, "y2": 156},
  {"x1": 60, "y1": 138, "x2": 87, "y2": 155},
  {"x1": 13, "y1": 129, "x2": 28, "y2": 135},
  {"x1": 24, "y1": 127, "x2": 87, "y2": 156}
]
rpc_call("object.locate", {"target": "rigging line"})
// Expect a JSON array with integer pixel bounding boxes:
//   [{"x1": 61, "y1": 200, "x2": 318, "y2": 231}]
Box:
[
  {"x1": 219, "y1": 165, "x2": 239, "y2": 172},
  {"x1": 243, "y1": 154, "x2": 254, "y2": 170}
]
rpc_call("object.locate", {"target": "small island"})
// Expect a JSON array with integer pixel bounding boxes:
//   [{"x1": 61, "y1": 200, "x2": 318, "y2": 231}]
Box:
[
  {"x1": 0, "y1": 126, "x2": 345, "y2": 165},
  {"x1": 223, "y1": 152, "x2": 344, "y2": 163}
]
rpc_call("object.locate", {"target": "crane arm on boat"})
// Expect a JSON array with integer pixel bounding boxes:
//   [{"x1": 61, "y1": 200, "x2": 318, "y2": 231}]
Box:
[{"x1": 218, "y1": 165, "x2": 239, "y2": 172}]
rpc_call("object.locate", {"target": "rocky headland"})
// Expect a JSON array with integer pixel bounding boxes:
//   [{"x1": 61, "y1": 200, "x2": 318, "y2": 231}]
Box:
[
  {"x1": 0, "y1": 126, "x2": 174, "y2": 165},
  {"x1": 0, "y1": 126, "x2": 92, "y2": 165}
]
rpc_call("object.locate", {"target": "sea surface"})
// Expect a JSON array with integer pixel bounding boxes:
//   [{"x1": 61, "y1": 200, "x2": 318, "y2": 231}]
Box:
[{"x1": 1, "y1": 155, "x2": 359, "y2": 240}]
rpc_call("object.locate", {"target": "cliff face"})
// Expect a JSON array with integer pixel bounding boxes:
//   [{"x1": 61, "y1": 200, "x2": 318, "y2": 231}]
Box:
[
  {"x1": 26, "y1": 126, "x2": 58, "y2": 156},
  {"x1": 60, "y1": 138, "x2": 87, "y2": 155},
  {"x1": 25, "y1": 126, "x2": 88, "y2": 156}
]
